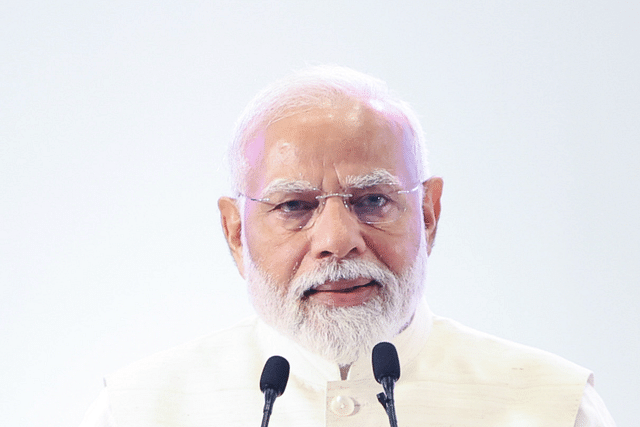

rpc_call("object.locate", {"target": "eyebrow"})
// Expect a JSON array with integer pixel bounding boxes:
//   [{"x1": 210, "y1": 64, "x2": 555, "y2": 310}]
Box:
[
  {"x1": 260, "y1": 179, "x2": 317, "y2": 198},
  {"x1": 259, "y1": 169, "x2": 401, "y2": 198},
  {"x1": 343, "y1": 169, "x2": 401, "y2": 188}
]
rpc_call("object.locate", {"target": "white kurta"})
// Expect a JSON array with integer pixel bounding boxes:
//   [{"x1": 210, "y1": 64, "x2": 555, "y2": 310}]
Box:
[{"x1": 80, "y1": 301, "x2": 616, "y2": 426}]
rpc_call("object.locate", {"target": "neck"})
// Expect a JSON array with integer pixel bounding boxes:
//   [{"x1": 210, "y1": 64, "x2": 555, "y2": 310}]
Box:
[{"x1": 339, "y1": 364, "x2": 351, "y2": 380}]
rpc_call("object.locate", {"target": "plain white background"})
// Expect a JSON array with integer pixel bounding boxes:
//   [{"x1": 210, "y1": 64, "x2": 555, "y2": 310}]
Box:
[{"x1": 1, "y1": 1, "x2": 637, "y2": 426}]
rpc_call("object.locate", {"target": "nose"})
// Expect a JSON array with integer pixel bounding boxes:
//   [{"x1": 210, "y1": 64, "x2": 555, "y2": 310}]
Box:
[{"x1": 307, "y1": 196, "x2": 367, "y2": 260}]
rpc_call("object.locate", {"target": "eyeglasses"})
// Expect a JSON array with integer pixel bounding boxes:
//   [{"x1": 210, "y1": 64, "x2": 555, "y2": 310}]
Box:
[{"x1": 240, "y1": 183, "x2": 421, "y2": 231}]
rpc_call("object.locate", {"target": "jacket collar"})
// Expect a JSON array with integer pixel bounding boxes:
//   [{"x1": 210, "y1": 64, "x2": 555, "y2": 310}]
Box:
[{"x1": 256, "y1": 298, "x2": 433, "y2": 388}]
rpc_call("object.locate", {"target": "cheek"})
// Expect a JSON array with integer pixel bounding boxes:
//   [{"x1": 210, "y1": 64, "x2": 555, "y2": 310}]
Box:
[
  {"x1": 370, "y1": 221, "x2": 423, "y2": 274},
  {"x1": 244, "y1": 221, "x2": 308, "y2": 284},
  {"x1": 379, "y1": 239, "x2": 419, "y2": 273}
]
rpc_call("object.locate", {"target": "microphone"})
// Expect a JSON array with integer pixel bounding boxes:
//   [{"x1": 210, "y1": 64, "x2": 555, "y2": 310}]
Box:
[
  {"x1": 372, "y1": 342, "x2": 400, "y2": 427},
  {"x1": 259, "y1": 355, "x2": 290, "y2": 427}
]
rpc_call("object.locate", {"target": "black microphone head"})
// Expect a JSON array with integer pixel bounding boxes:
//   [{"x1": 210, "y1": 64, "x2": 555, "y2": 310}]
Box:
[
  {"x1": 372, "y1": 342, "x2": 400, "y2": 383},
  {"x1": 260, "y1": 355, "x2": 290, "y2": 396}
]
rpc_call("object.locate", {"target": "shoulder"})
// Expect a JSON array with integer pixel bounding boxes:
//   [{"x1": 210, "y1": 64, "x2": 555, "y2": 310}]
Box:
[
  {"x1": 99, "y1": 317, "x2": 273, "y2": 425},
  {"x1": 400, "y1": 315, "x2": 595, "y2": 426},
  {"x1": 418, "y1": 315, "x2": 591, "y2": 386},
  {"x1": 105, "y1": 316, "x2": 264, "y2": 391}
]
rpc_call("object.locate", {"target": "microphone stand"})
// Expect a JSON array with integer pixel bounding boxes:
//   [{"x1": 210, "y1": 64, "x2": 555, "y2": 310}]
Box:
[
  {"x1": 376, "y1": 377, "x2": 398, "y2": 427},
  {"x1": 260, "y1": 388, "x2": 278, "y2": 427}
]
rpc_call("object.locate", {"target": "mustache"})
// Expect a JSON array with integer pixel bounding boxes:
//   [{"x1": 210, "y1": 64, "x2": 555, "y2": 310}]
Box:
[{"x1": 288, "y1": 259, "x2": 397, "y2": 300}]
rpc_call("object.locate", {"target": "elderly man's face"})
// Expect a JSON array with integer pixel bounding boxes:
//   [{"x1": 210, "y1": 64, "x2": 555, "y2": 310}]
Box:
[{"x1": 219, "y1": 99, "x2": 442, "y2": 362}]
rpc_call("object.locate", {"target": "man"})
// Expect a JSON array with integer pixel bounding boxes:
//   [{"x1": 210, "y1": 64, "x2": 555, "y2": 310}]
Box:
[{"x1": 80, "y1": 65, "x2": 616, "y2": 426}]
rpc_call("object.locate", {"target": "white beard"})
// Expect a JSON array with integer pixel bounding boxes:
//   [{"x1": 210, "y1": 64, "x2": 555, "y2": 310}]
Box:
[{"x1": 243, "y1": 232, "x2": 428, "y2": 366}]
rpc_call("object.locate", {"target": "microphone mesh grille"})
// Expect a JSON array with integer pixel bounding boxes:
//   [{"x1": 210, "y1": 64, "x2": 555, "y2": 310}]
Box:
[
  {"x1": 372, "y1": 342, "x2": 400, "y2": 383},
  {"x1": 260, "y1": 355, "x2": 290, "y2": 396}
]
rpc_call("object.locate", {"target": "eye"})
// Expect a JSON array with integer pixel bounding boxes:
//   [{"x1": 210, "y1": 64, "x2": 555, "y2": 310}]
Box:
[
  {"x1": 353, "y1": 194, "x2": 390, "y2": 210},
  {"x1": 274, "y1": 199, "x2": 317, "y2": 213}
]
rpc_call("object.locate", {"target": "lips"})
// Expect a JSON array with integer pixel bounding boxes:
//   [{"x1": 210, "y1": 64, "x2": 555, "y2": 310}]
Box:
[{"x1": 303, "y1": 279, "x2": 379, "y2": 306}]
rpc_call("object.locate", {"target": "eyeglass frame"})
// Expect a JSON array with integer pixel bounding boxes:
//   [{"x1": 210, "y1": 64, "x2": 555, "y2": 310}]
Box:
[{"x1": 238, "y1": 182, "x2": 422, "y2": 231}]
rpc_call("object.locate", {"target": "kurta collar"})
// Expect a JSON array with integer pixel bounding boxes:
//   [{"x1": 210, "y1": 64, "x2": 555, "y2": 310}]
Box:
[{"x1": 255, "y1": 298, "x2": 433, "y2": 388}]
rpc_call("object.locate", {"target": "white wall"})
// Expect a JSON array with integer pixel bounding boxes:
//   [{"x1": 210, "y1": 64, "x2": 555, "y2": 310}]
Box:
[{"x1": 1, "y1": 1, "x2": 637, "y2": 426}]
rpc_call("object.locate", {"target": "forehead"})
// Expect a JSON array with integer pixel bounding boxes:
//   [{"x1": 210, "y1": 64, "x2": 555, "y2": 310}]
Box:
[{"x1": 244, "y1": 100, "x2": 418, "y2": 194}]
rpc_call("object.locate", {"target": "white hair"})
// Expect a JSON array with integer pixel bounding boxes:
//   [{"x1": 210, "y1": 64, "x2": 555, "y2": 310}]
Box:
[{"x1": 228, "y1": 65, "x2": 430, "y2": 195}]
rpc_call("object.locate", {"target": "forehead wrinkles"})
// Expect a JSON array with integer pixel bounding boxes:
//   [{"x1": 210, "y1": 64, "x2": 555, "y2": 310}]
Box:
[{"x1": 247, "y1": 104, "x2": 414, "y2": 195}]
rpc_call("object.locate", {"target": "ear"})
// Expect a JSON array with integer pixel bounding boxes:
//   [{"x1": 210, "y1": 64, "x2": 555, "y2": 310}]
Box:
[
  {"x1": 218, "y1": 197, "x2": 245, "y2": 278},
  {"x1": 422, "y1": 177, "x2": 443, "y2": 256}
]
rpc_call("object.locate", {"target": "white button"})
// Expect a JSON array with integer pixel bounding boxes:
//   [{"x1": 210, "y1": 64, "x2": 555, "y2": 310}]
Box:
[{"x1": 330, "y1": 395, "x2": 356, "y2": 416}]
